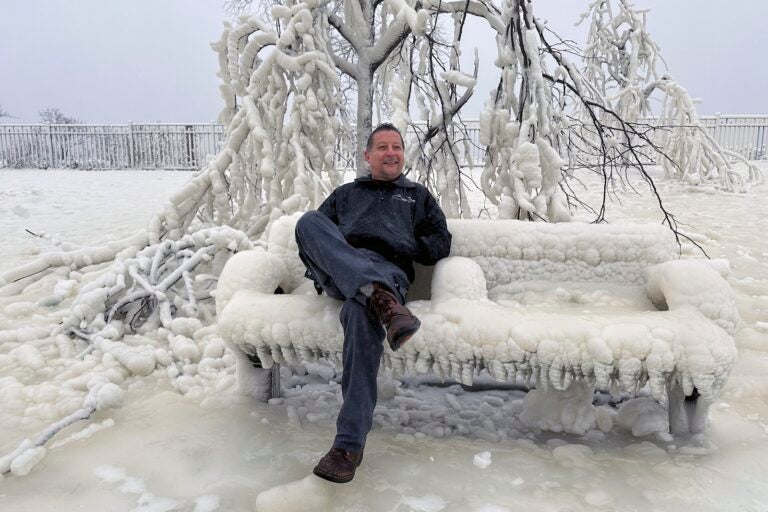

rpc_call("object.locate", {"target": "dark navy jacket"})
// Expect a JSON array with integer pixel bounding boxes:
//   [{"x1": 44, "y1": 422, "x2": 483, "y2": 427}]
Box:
[{"x1": 318, "y1": 174, "x2": 452, "y2": 282}]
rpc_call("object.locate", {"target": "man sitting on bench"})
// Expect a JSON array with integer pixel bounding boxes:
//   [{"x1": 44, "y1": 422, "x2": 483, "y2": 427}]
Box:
[{"x1": 294, "y1": 123, "x2": 452, "y2": 483}]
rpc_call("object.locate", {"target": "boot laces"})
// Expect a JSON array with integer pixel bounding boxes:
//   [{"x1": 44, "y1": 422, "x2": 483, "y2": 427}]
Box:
[
  {"x1": 330, "y1": 448, "x2": 357, "y2": 463},
  {"x1": 370, "y1": 290, "x2": 398, "y2": 323}
]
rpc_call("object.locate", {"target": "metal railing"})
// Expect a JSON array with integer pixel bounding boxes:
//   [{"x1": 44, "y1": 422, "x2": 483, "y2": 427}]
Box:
[
  {"x1": 1, "y1": 115, "x2": 766, "y2": 170},
  {"x1": 0, "y1": 123, "x2": 225, "y2": 170},
  {"x1": 698, "y1": 115, "x2": 768, "y2": 160}
]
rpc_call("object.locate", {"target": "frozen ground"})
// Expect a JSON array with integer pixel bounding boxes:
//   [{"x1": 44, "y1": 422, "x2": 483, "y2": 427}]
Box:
[{"x1": 1, "y1": 166, "x2": 767, "y2": 511}]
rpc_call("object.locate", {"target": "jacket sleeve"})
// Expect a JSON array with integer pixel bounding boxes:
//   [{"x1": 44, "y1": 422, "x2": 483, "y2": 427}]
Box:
[
  {"x1": 414, "y1": 189, "x2": 452, "y2": 265},
  {"x1": 317, "y1": 188, "x2": 339, "y2": 224}
]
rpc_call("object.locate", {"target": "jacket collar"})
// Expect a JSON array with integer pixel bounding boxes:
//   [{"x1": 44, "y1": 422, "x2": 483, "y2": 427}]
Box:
[{"x1": 354, "y1": 173, "x2": 416, "y2": 189}]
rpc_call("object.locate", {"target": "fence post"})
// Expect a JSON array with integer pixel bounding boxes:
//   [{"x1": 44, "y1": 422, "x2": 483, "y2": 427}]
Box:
[
  {"x1": 45, "y1": 124, "x2": 54, "y2": 169},
  {"x1": 128, "y1": 121, "x2": 135, "y2": 169},
  {"x1": 211, "y1": 119, "x2": 217, "y2": 161},
  {"x1": 713, "y1": 112, "x2": 722, "y2": 148}
]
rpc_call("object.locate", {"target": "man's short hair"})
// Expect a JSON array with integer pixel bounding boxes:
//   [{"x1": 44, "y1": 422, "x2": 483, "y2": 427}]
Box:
[{"x1": 366, "y1": 123, "x2": 404, "y2": 151}]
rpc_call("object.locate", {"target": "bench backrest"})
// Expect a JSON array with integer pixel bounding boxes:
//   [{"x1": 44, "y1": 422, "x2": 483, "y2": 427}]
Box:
[{"x1": 266, "y1": 214, "x2": 678, "y2": 297}]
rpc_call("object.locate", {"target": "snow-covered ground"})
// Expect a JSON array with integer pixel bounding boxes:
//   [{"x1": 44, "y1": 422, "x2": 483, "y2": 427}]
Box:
[{"x1": 1, "y1": 166, "x2": 767, "y2": 512}]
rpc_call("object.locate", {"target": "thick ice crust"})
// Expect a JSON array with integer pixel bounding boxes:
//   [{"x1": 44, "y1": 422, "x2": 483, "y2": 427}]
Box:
[
  {"x1": 250, "y1": 216, "x2": 680, "y2": 295},
  {"x1": 216, "y1": 217, "x2": 738, "y2": 432},
  {"x1": 447, "y1": 220, "x2": 678, "y2": 287},
  {"x1": 218, "y1": 288, "x2": 736, "y2": 403}
]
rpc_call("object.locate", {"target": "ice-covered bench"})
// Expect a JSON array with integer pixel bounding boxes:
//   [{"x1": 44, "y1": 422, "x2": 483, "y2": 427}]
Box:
[{"x1": 215, "y1": 213, "x2": 739, "y2": 434}]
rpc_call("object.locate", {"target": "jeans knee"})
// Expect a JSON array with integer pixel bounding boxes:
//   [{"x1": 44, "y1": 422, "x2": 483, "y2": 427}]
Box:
[
  {"x1": 340, "y1": 297, "x2": 367, "y2": 324},
  {"x1": 341, "y1": 298, "x2": 380, "y2": 331},
  {"x1": 295, "y1": 210, "x2": 325, "y2": 236}
]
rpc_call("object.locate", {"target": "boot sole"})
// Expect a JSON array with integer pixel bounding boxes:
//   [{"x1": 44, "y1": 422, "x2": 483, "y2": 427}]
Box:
[
  {"x1": 389, "y1": 317, "x2": 421, "y2": 351},
  {"x1": 312, "y1": 467, "x2": 355, "y2": 484},
  {"x1": 312, "y1": 452, "x2": 363, "y2": 484}
]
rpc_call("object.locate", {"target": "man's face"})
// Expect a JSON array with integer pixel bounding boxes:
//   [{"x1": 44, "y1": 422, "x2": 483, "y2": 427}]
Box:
[{"x1": 364, "y1": 130, "x2": 404, "y2": 181}]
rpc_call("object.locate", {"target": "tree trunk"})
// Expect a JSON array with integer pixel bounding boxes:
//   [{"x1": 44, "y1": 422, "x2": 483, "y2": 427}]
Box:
[
  {"x1": 354, "y1": 0, "x2": 375, "y2": 177},
  {"x1": 355, "y1": 70, "x2": 373, "y2": 176}
]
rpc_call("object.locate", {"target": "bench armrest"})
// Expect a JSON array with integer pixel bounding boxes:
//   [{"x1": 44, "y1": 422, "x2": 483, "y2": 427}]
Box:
[
  {"x1": 431, "y1": 256, "x2": 488, "y2": 303},
  {"x1": 215, "y1": 249, "x2": 287, "y2": 314},
  {"x1": 645, "y1": 259, "x2": 741, "y2": 334}
]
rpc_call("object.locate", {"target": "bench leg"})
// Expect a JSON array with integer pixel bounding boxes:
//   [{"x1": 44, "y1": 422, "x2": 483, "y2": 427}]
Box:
[
  {"x1": 246, "y1": 352, "x2": 281, "y2": 399},
  {"x1": 231, "y1": 350, "x2": 279, "y2": 402},
  {"x1": 271, "y1": 363, "x2": 282, "y2": 399},
  {"x1": 668, "y1": 381, "x2": 710, "y2": 434}
]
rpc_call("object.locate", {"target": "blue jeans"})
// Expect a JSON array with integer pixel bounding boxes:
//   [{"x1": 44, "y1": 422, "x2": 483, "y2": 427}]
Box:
[{"x1": 295, "y1": 211, "x2": 409, "y2": 452}]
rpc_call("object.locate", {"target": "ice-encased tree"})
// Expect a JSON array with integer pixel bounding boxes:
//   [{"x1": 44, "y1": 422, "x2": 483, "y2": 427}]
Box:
[
  {"x1": 209, "y1": 0, "x2": 662, "y2": 223},
  {"x1": 578, "y1": 0, "x2": 662, "y2": 123},
  {"x1": 576, "y1": 0, "x2": 762, "y2": 191},
  {"x1": 2, "y1": 0, "x2": 695, "y2": 342}
]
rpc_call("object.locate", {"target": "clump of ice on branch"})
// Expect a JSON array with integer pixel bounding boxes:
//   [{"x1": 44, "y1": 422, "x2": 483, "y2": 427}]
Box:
[
  {"x1": 93, "y1": 337, "x2": 157, "y2": 376},
  {"x1": 270, "y1": 5, "x2": 292, "y2": 20},
  {"x1": 391, "y1": 71, "x2": 412, "y2": 136},
  {"x1": 522, "y1": 30, "x2": 550, "y2": 136},
  {"x1": 0, "y1": 380, "x2": 125, "y2": 476},
  {"x1": 441, "y1": 70, "x2": 477, "y2": 89},
  {"x1": 3, "y1": 301, "x2": 38, "y2": 317},
  {"x1": 7, "y1": 446, "x2": 47, "y2": 477},
  {"x1": 514, "y1": 142, "x2": 542, "y2": 189},
  {"x1": 383, "y1": 0, "x2": 429, "y2": 36},
  {"x1": 92, "y1": 382, "x2": 125, "y2": 410}
]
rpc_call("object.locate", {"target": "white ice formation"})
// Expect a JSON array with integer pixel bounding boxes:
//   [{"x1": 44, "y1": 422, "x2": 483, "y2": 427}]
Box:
[
  {"x1": 217, "y1": 214, "x2": 739, "y2": 434},
  {"x1": 473, "y1": 451, "x2": 492, "y2": 469},
  {"x1": 0, "y1": 379, "x2": 125, "y2": 476},
  {"x1": 577, "y1": 0, "x2": 763, "y2": 192},
  {"x1": 254, "y1": 475, "x2": 336, "y2": 512}
]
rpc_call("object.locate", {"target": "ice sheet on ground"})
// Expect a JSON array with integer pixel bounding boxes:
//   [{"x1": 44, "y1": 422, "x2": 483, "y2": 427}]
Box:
[{"x1": 0, "y1": 165, "x2": 767, "y2": 511}]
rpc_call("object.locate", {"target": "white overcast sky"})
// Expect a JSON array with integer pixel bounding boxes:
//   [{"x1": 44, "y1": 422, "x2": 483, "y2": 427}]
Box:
[{"x1": 1, "y1": 0, "x2": 765, "y2": 124}]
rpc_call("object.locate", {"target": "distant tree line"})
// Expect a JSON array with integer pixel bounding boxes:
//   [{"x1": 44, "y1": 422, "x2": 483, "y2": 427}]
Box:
[{"x1": 0, "y1": 104, "x2": 82, "y2": 124}]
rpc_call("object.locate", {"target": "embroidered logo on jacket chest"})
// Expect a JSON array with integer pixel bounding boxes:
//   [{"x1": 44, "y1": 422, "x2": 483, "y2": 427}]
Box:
[{"x1": 392, "y1": 193, "x2": 416, "y2": 204}]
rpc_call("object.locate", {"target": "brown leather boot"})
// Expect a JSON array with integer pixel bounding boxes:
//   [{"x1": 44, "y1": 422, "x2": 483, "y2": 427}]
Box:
[
  {"x1": 312, "y1": 447, "x2": 364, "y2": 483},
  {"x1": 369, "y1": 283, "x2": 421, "y2": 351}
]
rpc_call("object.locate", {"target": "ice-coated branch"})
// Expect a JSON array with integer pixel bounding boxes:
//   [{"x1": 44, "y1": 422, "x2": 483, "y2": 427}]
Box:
[
  {"x1": 55, "y1": 226, "x2": 251, "y2": 339},
  {"x1": 369, "y1": 19, "x2": 412, "y2": 70},
  {"x1": 652, "y1": 79, "x2": 764, "y2": 191},
  {"x1": 328, "y1": 12, "x2": 366, "y2": 50},
  {"x1": 0, "y1": 381, "x2": 123, "y2": 476},
  {"x1": 424, "y1": 0, "x2": 505, "y2": 33},
  {"x1": 0, "y1": 230, "x2": 149, "y2": 292},
  {"x1": 572, "y1": 0, "x2": 761, "y2": 192}
]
